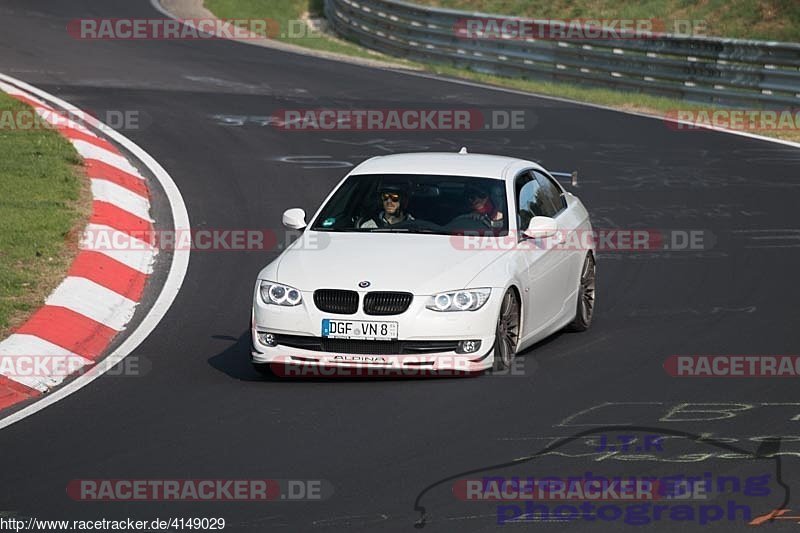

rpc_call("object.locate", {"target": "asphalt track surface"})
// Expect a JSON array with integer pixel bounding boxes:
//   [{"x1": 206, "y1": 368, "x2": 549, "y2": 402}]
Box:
[{"x1": 1, "y1": 1, "x2": 800, "y2": 531}]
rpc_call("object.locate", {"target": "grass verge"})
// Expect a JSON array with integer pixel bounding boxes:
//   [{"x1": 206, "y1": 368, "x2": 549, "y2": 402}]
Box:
[
  {"x1": 205, "y1": 0, "x2": 403, "y2": 59},
  {"x1": 0, "y1": 92, "x2": 90, "y2": 339},
  {"x1": 203, "y1": 0, "x2": 800, "y2": 144},
  {"x1": 414, "y1": 0, "x2": 800, "y2": 42}
]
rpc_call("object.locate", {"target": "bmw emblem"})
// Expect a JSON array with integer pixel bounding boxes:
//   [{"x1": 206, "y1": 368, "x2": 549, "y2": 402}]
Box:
[{"x1": 358, "y1": 281, "x2": 371, "y2": 288}]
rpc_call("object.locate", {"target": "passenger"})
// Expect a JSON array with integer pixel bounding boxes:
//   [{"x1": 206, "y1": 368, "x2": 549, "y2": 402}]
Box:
[{"x1": 464, "y1": 185, "x2": 503, "y2": 228}]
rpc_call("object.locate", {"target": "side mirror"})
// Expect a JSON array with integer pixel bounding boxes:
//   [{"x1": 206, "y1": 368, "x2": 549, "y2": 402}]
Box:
[
  {"x1": 523, "y1": 216, "x2": 558, "y2": 239},
  {"x1": 282, "y1": 208, "x2": 307, "y2": 230}
]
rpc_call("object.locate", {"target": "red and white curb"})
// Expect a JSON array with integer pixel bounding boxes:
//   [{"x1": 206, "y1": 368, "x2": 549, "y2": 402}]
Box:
[{"x1": 0, "y1": 74, "x2": 190, "y2": 426}]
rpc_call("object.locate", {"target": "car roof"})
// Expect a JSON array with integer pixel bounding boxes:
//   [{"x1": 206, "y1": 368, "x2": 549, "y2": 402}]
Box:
[{"x1": 348, "y1": 152, "x2": 543, "y2": 180}]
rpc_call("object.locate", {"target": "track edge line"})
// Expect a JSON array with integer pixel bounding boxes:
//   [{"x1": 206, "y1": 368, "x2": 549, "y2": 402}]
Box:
[{"x1": 0, "y1": 73, "x2": 191, "y2": 430}]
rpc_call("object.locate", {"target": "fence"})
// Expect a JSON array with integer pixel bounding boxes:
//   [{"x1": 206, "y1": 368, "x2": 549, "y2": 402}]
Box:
[{"x1": 325, "y1": 0, "x2": 800, "y2": 107}]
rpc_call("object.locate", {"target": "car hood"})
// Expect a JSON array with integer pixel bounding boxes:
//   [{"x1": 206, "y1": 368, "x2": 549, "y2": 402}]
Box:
[{"x1": 271, "y1": 232, "x2": 507, "y2": 294}]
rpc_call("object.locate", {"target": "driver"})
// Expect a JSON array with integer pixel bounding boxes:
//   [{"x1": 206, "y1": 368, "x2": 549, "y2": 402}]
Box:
[
  {"x1": 464, "y1": 185, "x2": 504, "y2": 228},
  {"x1": 359, "y1": 184, "x2": 415, "y2": 228}
]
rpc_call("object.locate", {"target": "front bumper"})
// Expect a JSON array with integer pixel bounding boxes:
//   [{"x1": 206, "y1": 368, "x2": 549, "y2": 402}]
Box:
[
  {"x1": 251, "y1": 286, "x2": 502, "y2": 375},
  {"x1": 251, "y1": 345, "x2": 494, "y2": 376}
]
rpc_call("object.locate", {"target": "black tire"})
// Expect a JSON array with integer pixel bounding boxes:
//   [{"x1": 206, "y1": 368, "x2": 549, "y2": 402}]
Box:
[
  {"x1": 567, "y1": 253, "x2": 596, "y2": 332},
  {"x1": 492, "y1": 289, "x2": 520, "y2": 371}
]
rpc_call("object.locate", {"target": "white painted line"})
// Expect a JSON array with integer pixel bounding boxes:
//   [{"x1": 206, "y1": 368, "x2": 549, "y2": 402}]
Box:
[
  {"x1": 80, "y1": 223, "x2": 157, "y2": 274},
  {"x1": 0, "y1": 334, "x2": 92, "y2": 392},
  {"x1": 35, "y1": 107, "x2": 99, "y2": 137},
  {"x1": 0, "y1": 80, "x2": 98, "y2": 136},
  {"x1": 0, "y1": 80, "x2": 53, "y2": 109},
  {"x1": 0, "y1": 73, "x2": 191, "y2": 430},
  {"x1": 72, "y1": 140, "x2": 141, "y2": 175},
  {"x1": 0, "y1": 80, "x2": 99, "y2": 137},
  {"x1": 90, "y1": 178, "x2": 153, "y2": 222},
  {"x1": 46, "y1": 277, "x2": 138, "y2": 331}
]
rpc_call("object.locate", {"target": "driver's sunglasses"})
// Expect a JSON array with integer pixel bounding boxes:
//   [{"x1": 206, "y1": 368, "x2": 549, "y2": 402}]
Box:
[{"x1": 381, "y1": 193, "x2": 401, "y2": 202}]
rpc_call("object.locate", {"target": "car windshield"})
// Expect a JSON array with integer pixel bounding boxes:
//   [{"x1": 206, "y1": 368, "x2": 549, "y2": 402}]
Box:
[{"x1": 310, "y1": 174, "x2": 509, "y2": 236}]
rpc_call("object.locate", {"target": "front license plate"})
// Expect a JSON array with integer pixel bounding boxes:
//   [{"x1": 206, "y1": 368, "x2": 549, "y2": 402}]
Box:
[{"x1": 321, "y1": 319, "x2": 398, "y2": 340}]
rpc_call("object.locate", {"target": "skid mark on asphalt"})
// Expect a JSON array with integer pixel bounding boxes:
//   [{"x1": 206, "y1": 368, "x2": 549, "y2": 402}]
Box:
[
  {"x1": 626, "y1": 305, "x2": 757, "y2": 318},
  {"x1": 733, "y1": 229, "x2": 800, "y2": 248}
]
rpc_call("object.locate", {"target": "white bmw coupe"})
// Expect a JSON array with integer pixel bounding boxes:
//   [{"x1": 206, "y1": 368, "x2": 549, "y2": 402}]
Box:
[{"x1": 251, "y1": 151, "x2": 595, "y2": 375}]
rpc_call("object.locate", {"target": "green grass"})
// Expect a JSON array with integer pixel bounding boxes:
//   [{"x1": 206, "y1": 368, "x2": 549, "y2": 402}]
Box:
[
  {"x1": 201, "y1": 0, "x2": 800, "y2": 144},
  {"x1": 0, "y1": 93, "x2": 87, "y2": 338},
  {"x1": 415, "y1": 0, "x2": 800, "y2": 42},
  {"x1": 205, "y1": 0, "x2": 404, "y2": 58}
]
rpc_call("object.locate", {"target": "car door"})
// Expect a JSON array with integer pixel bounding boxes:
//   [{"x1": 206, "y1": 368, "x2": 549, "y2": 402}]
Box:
[
  {"x1": 531, "y1": 169, "x2": 583, "y2": 310},
  {"x1": 513, "y1": 170, "x2": 568, "y2": 338}
]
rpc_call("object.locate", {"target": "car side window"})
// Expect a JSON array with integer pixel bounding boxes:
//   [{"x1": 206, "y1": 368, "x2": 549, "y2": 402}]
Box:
[
  {"x1": 532, "y1": 170, "x2": 567, "y2": 215},
  {"x1": 517, "y1": 170, "x2": 559, "y2": 226},
  {"x1": 514, "y1": 171, "x2": 537, "y2": 231}
]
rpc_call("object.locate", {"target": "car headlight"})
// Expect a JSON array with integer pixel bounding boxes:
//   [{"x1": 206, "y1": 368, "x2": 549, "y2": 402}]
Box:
[
  {"x1": 426, "y1": 288, "x2": 491, "y2": 312},
  {"x1": 259, "y1": 281, "x2": 303, "y2": 306}
]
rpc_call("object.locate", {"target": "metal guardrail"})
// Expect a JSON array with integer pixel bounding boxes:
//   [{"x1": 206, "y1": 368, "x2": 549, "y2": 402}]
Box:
[{"x1": 325, "y1": 0, "x2": 800, "y2": 107}]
